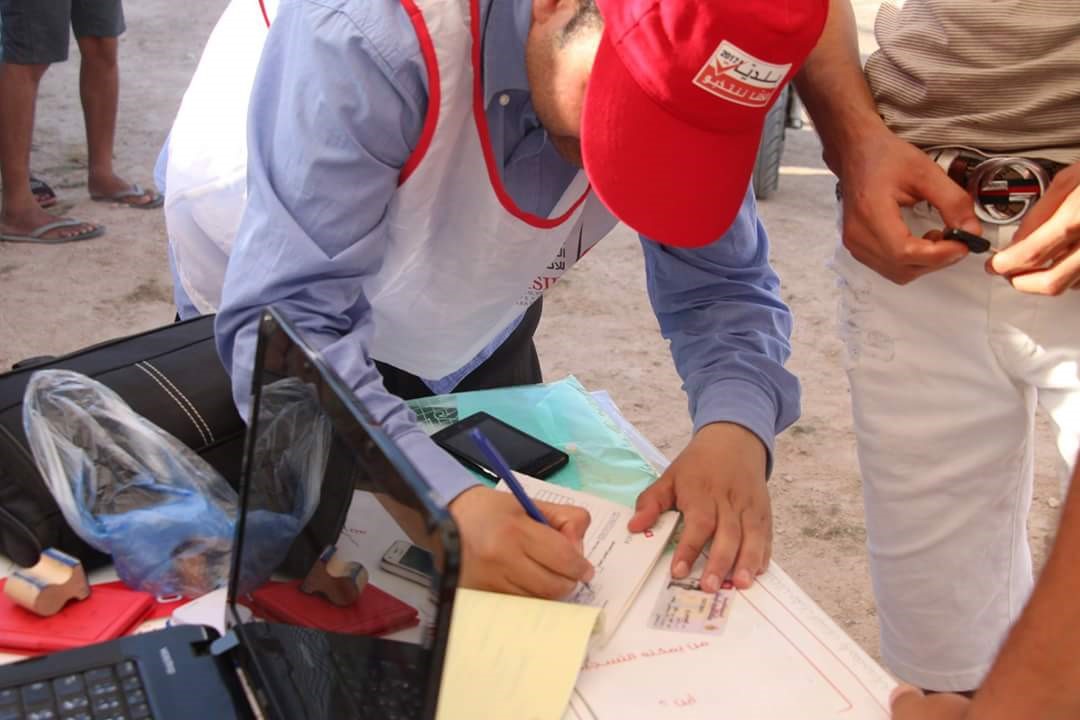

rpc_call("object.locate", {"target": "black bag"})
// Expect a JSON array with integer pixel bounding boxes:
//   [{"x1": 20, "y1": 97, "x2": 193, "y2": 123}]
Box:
[{"x1": 0, "y1": 315, "x2": 246, "y2": 569}]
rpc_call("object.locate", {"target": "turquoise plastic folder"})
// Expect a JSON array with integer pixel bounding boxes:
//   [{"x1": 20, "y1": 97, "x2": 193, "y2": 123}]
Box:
[{"x1": 407, "y1": 376, "x2": 658, "y2": 508}]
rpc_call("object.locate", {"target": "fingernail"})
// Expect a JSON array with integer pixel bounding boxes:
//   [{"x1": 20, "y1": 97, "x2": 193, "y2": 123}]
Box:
[
  {"x1": 584, "y1": 565, "x2": 595, "y2": 582},
  {"x1": 889, "y1": 684, "x2": 920, "y2": 704},
  {"x1": 673, "y1": 561, "x2": 689, "y2": 578},
  {"x1": 703, "y1": 574, "x2": 720, "y2": 592},
  {"x1": 735, "y1": 569, "x2": 752, "y2": 587}
]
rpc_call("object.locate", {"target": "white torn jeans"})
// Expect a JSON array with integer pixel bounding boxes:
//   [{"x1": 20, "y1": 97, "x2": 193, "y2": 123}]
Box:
[{"x1": 830, "y1": 201, "x2": 1080, "y2": 691}]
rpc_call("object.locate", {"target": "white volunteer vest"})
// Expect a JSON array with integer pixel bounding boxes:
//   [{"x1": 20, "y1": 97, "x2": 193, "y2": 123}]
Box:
[
  {"x1": 166, "y1": 0, "x2": 278, "y2": 315},
  {"x1": 170, "y1": 0, "x2": 616, "y2": 378},
  {"x1": 368, "y1": 0, "x2": 615, "y2": 377}
]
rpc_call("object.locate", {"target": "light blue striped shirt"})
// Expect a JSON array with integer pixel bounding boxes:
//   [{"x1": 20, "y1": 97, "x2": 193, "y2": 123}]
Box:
[{"x1": 213, "y1": 0, "x2": 800, "y2": 503}]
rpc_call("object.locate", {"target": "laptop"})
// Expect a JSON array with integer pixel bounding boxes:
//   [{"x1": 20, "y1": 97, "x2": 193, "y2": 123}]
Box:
[{"x1": 0, "y1": 306, "x2": 461, "y2": 720}]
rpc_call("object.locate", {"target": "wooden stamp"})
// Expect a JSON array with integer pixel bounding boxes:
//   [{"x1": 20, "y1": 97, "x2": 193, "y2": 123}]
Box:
[
  {"x1": 300, "y1": 545, "x2": 368, "y2": 607},
  {"x1": 4, "y1": 548, "x2": 90, "y2": 617}
]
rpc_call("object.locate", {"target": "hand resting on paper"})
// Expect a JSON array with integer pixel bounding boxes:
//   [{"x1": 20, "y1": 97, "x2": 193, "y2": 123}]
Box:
[
  {"x1": 628, "y1": 422, "x2": 770, "y2": 593},
  {"x1": 449, "y1": 486, "x2": 595, "y2": 599}
]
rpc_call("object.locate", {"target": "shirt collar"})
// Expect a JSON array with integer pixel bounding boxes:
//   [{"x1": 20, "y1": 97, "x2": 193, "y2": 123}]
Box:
[{"x1": 481, "y1": 0, "x2": 533, "y2": 106}]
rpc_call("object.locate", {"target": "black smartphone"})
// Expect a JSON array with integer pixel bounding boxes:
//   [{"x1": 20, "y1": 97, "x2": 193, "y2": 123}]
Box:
[
  {"x1": 943, "y1": 227, "x2": 992, "y2": 254},
  {"x1": 431, "y1": 411, "x2": 569, "y2": 480}
]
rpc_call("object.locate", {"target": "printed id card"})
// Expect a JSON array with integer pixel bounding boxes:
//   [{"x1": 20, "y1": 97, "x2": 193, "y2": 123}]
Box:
[{"x1": 648, "y1": 576, "x2": 735, "y2": 636}]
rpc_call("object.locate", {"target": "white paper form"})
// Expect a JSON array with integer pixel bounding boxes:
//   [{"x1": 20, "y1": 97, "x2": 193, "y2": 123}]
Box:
[
  {"x1": 496, "y1": 474, "x2": 679, "y2": 647},
  {"x1": 564, "y1": 552, "x2": 894, "y2": 720},
  {"x1": 563, "y1": 392, "x2": 897, "y2": 719}
]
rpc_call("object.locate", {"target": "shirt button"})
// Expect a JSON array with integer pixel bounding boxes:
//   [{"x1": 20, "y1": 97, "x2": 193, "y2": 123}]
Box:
[{"x1": 498, "y1": 93, "x2": 510, "y2": 107}]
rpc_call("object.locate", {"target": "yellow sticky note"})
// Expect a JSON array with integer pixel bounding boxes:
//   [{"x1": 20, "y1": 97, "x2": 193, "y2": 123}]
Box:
[{"x1": 436, "y1": 588, "x2": 599, "y2": 720}]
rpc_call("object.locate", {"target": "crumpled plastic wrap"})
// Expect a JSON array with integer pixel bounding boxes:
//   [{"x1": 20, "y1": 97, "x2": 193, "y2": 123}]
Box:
[{"x1": 22, "y1": 369, "x2": 237, "y2": 597}]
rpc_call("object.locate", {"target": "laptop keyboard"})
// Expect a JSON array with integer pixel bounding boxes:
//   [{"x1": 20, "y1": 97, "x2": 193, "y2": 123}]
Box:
[
  {"x1": 330, "y1": 649, "x2": 425, "y2": 720},
  {"x1": 0, "y1": 660, "x2": 154, "y2": 720}
]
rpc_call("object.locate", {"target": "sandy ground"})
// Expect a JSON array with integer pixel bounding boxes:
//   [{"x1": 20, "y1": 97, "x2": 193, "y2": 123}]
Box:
[{"x1": 0, "y1": 0, "x2": 1063, "y2": 666}]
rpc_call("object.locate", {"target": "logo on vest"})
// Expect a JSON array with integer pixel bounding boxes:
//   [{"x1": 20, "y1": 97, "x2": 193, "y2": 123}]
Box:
[
  {"x1": 518, "y1": 228, "x2": 601, "y2": 308},
  {"x1": 692, "y1": 40, "x2": 790, "y2": 109}
]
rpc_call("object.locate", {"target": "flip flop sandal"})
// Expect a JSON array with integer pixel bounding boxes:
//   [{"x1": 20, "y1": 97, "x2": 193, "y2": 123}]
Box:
[
  {"x1": 30, "y1": 176, "x2": 57, "y2": 208},
  {"x1": 0, "y1": 218, "x2": 106, "y2": 244},
  {"x1": 90, "y1": 183, "x2": 164, "y2": 209}
]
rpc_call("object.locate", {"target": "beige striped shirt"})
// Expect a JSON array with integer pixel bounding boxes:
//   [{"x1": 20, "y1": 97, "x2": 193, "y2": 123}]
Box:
[{"x1": 865, "y1": 0, "x2": 1080, "y2": 164}]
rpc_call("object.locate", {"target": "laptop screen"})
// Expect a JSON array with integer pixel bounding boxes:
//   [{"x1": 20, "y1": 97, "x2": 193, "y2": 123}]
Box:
[{"x1": 224, "y1": 307, "x2": 459, "y2": 718}]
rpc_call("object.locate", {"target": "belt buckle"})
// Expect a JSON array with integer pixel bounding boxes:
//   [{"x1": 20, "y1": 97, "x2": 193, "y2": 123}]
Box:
[{"x1": 966, "y1": 155, "x2": 1049, "y2": 225}]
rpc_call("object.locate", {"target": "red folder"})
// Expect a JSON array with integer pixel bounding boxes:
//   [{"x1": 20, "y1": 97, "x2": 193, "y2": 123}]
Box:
[
  {"x1": 93, "y1": 580, "x2": 193, "y2": 620},
  {"x1": 250, "y1": 580, "x2": 419, "y2": 636},
  {"x1": 0, "y1": 579, "x2": 155, "y2": 653}
]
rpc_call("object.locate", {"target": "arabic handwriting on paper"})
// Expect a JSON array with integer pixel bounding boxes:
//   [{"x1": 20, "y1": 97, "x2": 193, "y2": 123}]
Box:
[
  {"x1": 337, "y1": 526, "x2": 368, "y2": 551},
  {"x1": 496, "y1": 474, "x2": 678, "y2": 646},
  {"x1": 580, "y1": 640, "x2": 711, "y2": 672},
  {"x1": 658, "y1": 693, "x2": 698, "y2": 709},
  {"x1": 562, "y1": 398, "x2": 895, "y2": 720},
  {"x1": 569, "y1": 554, "x2": 894, "y2": 719}
]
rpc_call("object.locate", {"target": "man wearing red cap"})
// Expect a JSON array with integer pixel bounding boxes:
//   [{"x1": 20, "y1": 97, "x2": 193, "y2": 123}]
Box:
[{"x1": 200, "y1": 0, "x2": 826, "y2": 596}]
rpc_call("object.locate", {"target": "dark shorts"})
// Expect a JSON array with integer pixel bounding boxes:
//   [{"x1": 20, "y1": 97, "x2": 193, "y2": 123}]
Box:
[{"x1": 0, "y1": 0, "x2": 125, "y2": 65}]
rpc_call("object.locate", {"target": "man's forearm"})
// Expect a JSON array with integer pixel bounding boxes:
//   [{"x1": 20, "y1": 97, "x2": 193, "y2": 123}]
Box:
[
  {"x1": 794, "y1": 0, "x2": 887, "y2": 172},
  {"x1": 640, "y1": 189, "x2": 800, "y2": 470},
  {"x1": 969, "y1": 466, "x2": 1080, "y2": 719}
]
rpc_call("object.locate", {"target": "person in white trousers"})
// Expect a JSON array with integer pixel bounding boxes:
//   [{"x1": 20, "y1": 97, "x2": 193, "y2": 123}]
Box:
[
  {"x1": 796, "y1": 0, "x2": 1080, "y2": 694},
  {"x1": 890, "y1": 451, "x2": 1080, "y2": 719}
]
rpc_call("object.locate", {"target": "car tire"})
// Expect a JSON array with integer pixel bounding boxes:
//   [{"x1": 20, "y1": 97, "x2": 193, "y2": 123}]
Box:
[{"x1": 752, "y1": 86, "x2": 789, "y2": 201}]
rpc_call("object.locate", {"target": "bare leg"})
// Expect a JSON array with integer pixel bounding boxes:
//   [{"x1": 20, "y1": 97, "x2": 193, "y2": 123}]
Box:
[
  {"x1": 77, "y1": 34, "x2": 155, "y2": 205},
  {"x1": 0, "y1": 61, "x2": 98, "y2": 240}
]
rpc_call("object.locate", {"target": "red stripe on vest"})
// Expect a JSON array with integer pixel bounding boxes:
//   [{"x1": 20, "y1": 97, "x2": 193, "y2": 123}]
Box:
[
  {"x1": 466, "y1": 0, "x2": 589, "y2": 227},
  {"x1": 398, "y1": 0, "x2": 441, "y2": 185}
]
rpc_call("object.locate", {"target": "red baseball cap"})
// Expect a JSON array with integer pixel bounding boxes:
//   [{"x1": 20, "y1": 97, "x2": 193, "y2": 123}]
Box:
[{"x1": 581, "y1": 0, "x2": 828, "y2": 247}]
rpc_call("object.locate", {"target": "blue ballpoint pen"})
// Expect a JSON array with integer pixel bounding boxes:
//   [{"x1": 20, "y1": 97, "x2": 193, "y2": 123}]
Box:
[
  {"x1": 467, "y1": 428, "x2": 593, "y2": 592},
  {"x1": 467, "y1": 428, "x2": 549, "y2": 522}
]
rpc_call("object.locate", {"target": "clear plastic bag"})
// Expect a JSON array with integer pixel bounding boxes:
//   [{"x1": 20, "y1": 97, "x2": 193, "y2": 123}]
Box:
[
  {"x1": 22, "y1": 369, "x2": 238, "y2": 597},
  {"x1": 234, "y1": 376, "x2": 330, "y2": 594}
]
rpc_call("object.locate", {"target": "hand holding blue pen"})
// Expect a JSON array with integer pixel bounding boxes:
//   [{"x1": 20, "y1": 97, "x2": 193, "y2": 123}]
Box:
[
  {"x1": 467, "y1": 428, "x2": 548, "y2": 523},
  {"x1": 468, "y1": 428, "x2": 594, "y2": 592}
]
